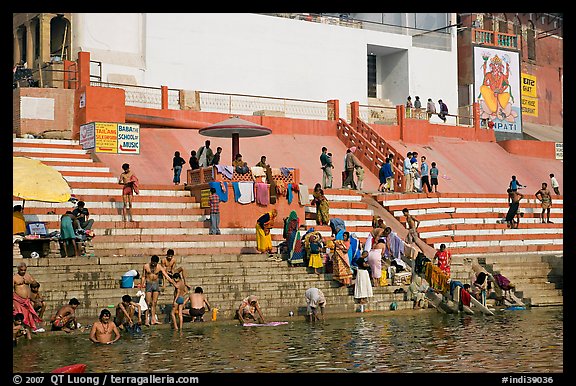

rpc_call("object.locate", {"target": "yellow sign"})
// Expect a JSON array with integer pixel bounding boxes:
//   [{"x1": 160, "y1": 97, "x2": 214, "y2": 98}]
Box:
[
  {"x1": 521, "y1": 96, "x2": 538, "y2": 116},
  {"x1": 200, "y1": 189, "x2": 211, "y2": 208},
  {"x1": 521, "y1": 73, "x2": 537, "y2": 97},
  {"x1": 95, "y1": 122, "x2": 118, "y2": 153}
]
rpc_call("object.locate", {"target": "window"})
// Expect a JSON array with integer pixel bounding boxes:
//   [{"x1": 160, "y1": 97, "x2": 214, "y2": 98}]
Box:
[{"x1": 367, "y1": 54, "x2": 377, "y2": 98}]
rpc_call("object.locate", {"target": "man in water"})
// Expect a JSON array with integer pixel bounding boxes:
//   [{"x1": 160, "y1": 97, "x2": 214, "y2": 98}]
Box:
[
  {"x1": 183, "y1": 286, "x2": 212, "y2": 322},
  {"x1": 90, "y1": 309, "x2": 121, "y2": 344},
  {"x1": 237, "y1": 295, "x2": 266, "y2": 325},
  {"x1": 13, "y1": 262, "x2": 42, "y2": 335},
  {"x1": 50, "y1": 298, "x2": 80, "y2": 333},
  {"x1": 160, "y1": 249, "x2": 186, "y2": 290},
  {"x1": 305, "y1": 287, "x2": 326, "y2": 322},
  {"x1": 141, "y1": 255, "x2": 175, "y2": 326}
]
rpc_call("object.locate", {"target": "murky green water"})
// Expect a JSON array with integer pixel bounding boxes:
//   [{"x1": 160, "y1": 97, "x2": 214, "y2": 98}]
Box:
[{"x1": 13, "y1": 306, "x2": 562, "y2": 373}]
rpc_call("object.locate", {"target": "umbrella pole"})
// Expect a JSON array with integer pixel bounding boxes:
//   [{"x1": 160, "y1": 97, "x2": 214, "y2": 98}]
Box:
[{"x1": 232, "y1": 133, "x2": 240, "y2": 163}]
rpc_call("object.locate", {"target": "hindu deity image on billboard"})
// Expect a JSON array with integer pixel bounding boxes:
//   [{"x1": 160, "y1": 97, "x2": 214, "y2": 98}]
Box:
[{"x1": 474, "y1": 47, "x2": 522, "y2": 134}]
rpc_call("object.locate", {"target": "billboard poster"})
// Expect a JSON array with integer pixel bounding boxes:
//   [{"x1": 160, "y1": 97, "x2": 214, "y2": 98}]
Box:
[
  {"x1": 79, "y1": 122, "x2": 95, "y2": 150},
  {"x1": 474, "y1": 46, "x2": 522, "y2": 134},
  {"x1": 117, "y1": 123, "x2": 140, "y2": 154},
  {"x1": 95, "y1": 122, "x2": 118, "y2": 153}
]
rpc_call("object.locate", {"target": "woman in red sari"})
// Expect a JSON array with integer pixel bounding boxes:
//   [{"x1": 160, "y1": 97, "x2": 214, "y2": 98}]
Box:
[
  {"x1": 433, "y1": 243, "x2": 452, "y2": 279},
  {"x1": 331, "y1": 230, "x2": 353, "y2": 286}
]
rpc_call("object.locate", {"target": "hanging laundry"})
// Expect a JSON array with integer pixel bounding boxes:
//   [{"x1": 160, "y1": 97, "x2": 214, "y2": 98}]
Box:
[
  {"x1": 255, "y1": 182, "x2": 270, "y2": 205},
  {"x1": 208, "y1": 181, "x2": 228, "y2": 202},
  {"x1": 238, "y1": 182, "x2": 255, "y2": 204},
  {"x1": 215, "y1": 165, "x2": 234, "y2": 180}
]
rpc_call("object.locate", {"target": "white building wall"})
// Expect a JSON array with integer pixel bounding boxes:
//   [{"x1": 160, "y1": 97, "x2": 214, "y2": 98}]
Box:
[{"x1": 72, "y1": 13, "x2": 458, "y2": 118}]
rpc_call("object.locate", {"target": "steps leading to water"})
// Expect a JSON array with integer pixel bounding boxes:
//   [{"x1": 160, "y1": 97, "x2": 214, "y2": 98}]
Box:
[
  {"x1": 14, "y1": 138, "x2": 374, "y2": 257},
  {"x1": 14, "y1": 254, "x2": 413, "y2": 322},
  {"x1": 375, "y1": 192, "x2": 563, "y2": 256}
]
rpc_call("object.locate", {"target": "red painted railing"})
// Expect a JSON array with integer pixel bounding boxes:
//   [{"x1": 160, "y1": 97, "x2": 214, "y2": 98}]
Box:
[{"x1": 336, "y1": 118, "x2": 405, "y2": 192}]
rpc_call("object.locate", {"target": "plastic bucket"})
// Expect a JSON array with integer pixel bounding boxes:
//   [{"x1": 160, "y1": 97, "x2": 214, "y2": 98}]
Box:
[{"x1": 121, "y1": 275, "x2": 134, "y2": 288}]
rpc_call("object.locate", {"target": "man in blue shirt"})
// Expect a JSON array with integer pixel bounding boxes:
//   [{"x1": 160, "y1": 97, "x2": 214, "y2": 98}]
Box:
[
  {"x1": 420, "y1": 156, "x2": 432, "y2": 193},
  {"x1": 403, "y1": 152, "x2": 413, "y2": 193},
  {"x1": 379, "y1": 157, "x2": 395, "y2": 192}
]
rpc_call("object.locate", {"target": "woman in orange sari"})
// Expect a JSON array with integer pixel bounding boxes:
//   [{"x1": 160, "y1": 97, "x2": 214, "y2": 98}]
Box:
[
  {"x1": 256, "y1": 209, "x2": 277, "y2": 254},
  {"x1": 331, "y1": 230, "x2": 353, "y2": 286}
]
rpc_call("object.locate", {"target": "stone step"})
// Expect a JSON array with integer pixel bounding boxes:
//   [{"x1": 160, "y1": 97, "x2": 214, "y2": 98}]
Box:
[
  {"x1": 425, "y1": 233, "x2": 562, "y2": 245},
  {"x1": 420, "y1": 224, "x2": 563, "y2": 239},
  {"x1": 374, "y1": 192, "x2": 564, "y2": 206},
  {"x1": 441, "y1": 244, "x2": 562, "y2": 256}
]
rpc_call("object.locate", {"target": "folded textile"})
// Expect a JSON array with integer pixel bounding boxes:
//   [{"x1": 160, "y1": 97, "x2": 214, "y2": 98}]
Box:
[
  {"x1": 271, "y1": 168, "x2": 281, "y2": 176},
  {"x1": 280, "y1": 167, "x2": 292, "y2": 177},
  {"x1": 208, "y1": 181, "x2": 228, "y2": 202},
  {"x1": 298, "y1": 184, "x2": 309, "y2": 205},
  {"x1": 215, "y1": 165, "x2": 234, "y2": 180},
  {"x1": 251, "y1": 166, "x2": 266, "y2": 177}
]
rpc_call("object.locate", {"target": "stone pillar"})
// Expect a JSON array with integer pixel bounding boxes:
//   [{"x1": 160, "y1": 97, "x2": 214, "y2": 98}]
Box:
[
  {"x1": 350, "y1": 101, "x2": 359, "y2": 128},
  {"x1": 397, "y1": 105, "x2": 405, "y2": 141},
  {"x1": 13, "y1": 29, "x2": 22, "y2": 65},
  {"x1": 25, "y1": 21, "x2": 34, "y2": 68},
  {"x1": 39, "y1": 13, "x2": 56, "y2": 65},
  {"x1": 161, "y1": 86, "x2": 168, "y2": 110},
  {"x1": 327, "y1": 99, "x2": 339, "y2": 121},
  {"x1": 77, "y1": 51, "x2": 91, "y2": 88}
]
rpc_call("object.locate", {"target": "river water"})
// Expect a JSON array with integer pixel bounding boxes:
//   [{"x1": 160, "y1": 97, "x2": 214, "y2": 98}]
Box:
[{"x1": 13, "y1": 306, "x2": 562, "y2": 374}]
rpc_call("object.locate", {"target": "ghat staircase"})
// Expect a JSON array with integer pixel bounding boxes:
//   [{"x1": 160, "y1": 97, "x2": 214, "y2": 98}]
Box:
[{"x1": 13, "y1": 138, "x2": 563, "y2": 321}]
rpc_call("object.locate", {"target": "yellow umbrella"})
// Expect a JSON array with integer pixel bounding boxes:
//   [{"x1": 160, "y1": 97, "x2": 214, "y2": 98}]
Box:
[{"x1": 13, "y1": 156, "x2": 72, "y2": 204}]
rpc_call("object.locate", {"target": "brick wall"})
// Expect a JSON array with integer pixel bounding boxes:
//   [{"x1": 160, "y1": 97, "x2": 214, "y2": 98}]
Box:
[{"x1": 14, "y1": 87, "x2": 75, "y2": 138}]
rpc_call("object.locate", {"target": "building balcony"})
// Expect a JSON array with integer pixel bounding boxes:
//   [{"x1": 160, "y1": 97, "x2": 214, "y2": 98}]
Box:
[{"x1": 472, "y1": 28, "x2": 519, "y2": 50}]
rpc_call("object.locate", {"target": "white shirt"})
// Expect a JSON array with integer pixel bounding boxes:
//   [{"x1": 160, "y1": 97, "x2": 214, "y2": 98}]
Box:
[{"x1": 550, "y1": 176, "x2": 559, "y2": 188}]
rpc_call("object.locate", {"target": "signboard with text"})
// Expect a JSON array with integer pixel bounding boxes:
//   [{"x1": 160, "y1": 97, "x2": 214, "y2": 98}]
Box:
[
  {"x1": 81, "y1": 122, "x2": 140, "y2": 154},
  {"x1": 117, "y1": 123, "x2": 140, "y2": 154},
  {"x1": 95, "y1": 122, "x2": 118, "y2": 153},
  {"x1": 79, "y1": 122, "x2": 95, "y2": 150},
  {"x1": 521, "y1": 73, "x2": 538, "y2": 117}
]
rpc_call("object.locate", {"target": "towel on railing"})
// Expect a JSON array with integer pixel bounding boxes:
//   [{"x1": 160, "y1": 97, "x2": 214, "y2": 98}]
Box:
[
  {"x1": 271, "y1": 168, "x2": 282, "y2": 176},
  {"x1": 287, "y1": 183, "x2": 293, "y2": 204},
  {"x1": 208, "y1": 181, "x2": 228, "y2": 202},
  {"x1": 251, "y1": 166, "x2": 266, "y2": 177},
  {"x1": 280, "y1": 167, "x2": 292, "y2": 177},
  {"x1": 298, "y1": 184, "x2": 309, "y2": 205},
  {"x1": 238, "y1": 182, "x2": 254, "y2": 204},
  {"x1": 215, "y1": 165, "x2": 234, "y2": 180},
  {"x1": 255, "y1": 183, "x2": 269, "y2": 205}
]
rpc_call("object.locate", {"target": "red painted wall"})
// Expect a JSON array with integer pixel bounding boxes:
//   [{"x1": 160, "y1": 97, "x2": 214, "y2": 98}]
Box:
[{"x1": 497, "y1": 139, "x2": 557, "y2": 159}]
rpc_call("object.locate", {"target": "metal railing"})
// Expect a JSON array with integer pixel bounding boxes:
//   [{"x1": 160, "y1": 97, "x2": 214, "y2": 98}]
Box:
[
  {"x1": 86, "y1": 81, "x2": 331, "y2": 120},
  {"x1": 198, "y1": 91, "x2": 330, "y2": 120},
  {"x1": 89, "y1": 81, "x2": 181, "y2": 110},
  {"x1": 356, "y1": 104, "x2": 398, "y2": 125},
  {"x1": 336, "y1": 118, "x2": 405, "y2": 192},
  {"x1": 260, "y1": 13, "x2": 453, "y2": 51},
  {"x1": 353, "y1": 102, "x2": 474, "y2": 127}
]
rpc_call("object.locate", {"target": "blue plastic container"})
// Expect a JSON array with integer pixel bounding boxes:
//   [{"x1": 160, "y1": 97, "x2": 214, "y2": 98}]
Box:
[{"x1": 121, "y1": 275, "x2": 134, "y2": 288}]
